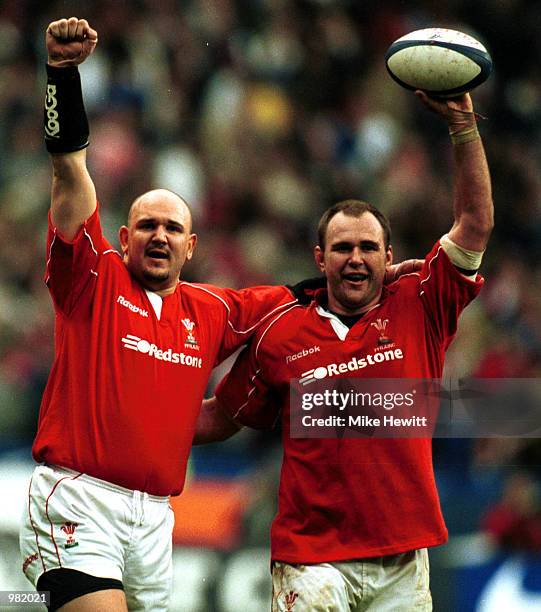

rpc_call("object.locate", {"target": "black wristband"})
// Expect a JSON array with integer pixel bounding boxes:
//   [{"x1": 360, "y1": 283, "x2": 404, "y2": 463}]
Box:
[{"x1": 44, "y1": 64, "x2": 89, "y2": 154}]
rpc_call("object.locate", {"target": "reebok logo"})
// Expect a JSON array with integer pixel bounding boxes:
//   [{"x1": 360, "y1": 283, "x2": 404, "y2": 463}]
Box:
[
  {"x1": 300, "y1": 347, "x2": 404, "y2": 385},
  {"x1": 286, "y1": 346, "x2": 320, "y2": 363},
  {"x1": 45, "y1": 84, "x2": 60, "y2": 138},
  {"x1": 117, "y1": 295, "x2": 149, "y2": 318},
  {"x1": 122, "y1": 335, "x2": 203, "y2": 368}
]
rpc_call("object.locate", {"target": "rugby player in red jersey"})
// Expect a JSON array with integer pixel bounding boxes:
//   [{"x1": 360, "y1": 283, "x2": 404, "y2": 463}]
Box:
[
  {"x1": 19, "y1": 17, "x2": 301, "y2": 612},
  {"x1": 19, "y1": 16, "x2": 434, "y2": 611},
  {"x1": 195, "y1": 92, "x2": 493, "y2": 610}
]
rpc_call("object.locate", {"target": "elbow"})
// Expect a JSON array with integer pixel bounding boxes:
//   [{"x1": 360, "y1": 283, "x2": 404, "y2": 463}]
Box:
[
  {"x1": 451, "y1": 206, "x2": 494, "y2": 251},
  {"x1": 476, "y1": 211, "x2": 494, "y2": 242},
  {"x1": 471, "y1": 218, "x2": 495, "y2": 247},
  {"x1": 464, "y1": 202, "x2": 495, "y2": 240},
  {"x1": 193, "y1": 398, "x2": 242, "y2": 446},
  {"x1": 471, "y1": 193, "x2": 495, "y2": 236},
  {"x1": 483, "y1": 205, "x2": 495, "y2": 238}
]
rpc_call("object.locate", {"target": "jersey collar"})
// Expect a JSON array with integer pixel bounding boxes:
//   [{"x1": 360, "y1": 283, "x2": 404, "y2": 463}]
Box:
[
  {"x1": 314, "y1": 297, "x2": 384, "y2": 341},
  {"x1": 315, "y1": 306, "x2": 349, "y2": 341}
]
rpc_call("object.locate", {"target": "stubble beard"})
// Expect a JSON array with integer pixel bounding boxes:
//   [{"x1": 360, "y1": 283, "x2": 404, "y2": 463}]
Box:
[
  {"x1": 336, "y1": 279, "x2": 378, "y2": 314},
  {"x1": 142, "y1": 268, "x2": 170, "y2": 285}
]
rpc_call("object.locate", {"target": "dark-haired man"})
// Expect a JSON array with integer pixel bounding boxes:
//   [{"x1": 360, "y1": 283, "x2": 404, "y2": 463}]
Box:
[{"x1": 195, "y1": 90, "x2": 493, "y2": 611}]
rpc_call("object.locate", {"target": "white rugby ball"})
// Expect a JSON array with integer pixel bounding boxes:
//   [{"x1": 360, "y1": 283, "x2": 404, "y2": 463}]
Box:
[{"x1": 385, "y1": 28, "x2": 492, "y2": 98}]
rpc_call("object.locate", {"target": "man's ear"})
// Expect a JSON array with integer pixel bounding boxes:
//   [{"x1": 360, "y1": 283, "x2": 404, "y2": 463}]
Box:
[
  {"x1": 314, "y1": 245, "x2": 325, "y2": 273},
  {"x1": 118, "y1": 226, "x2": 129, "y2": 255},
  {"x1": 385, "y1": 245, "x2": 393, "y2": 268},
  {"x1": 185, "y1": 233, "x2": 197, "y2": 261}
]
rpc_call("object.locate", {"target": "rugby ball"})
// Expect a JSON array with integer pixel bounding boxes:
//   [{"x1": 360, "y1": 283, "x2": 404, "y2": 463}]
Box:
[{"x1": 385, "y1": 28, "x2": 492, "y2": 98}]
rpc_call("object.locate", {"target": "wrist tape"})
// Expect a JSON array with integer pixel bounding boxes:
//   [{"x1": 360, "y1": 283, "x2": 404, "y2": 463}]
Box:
[
  {"x1": 44, "y1": 64, "x2": 89, "y2": 154},
  {"x1": 449, "y1": 125, "x2": 480, "y2": 145}
]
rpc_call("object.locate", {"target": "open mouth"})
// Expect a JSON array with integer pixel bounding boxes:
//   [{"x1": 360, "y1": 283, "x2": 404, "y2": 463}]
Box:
[
  {"x1": 146, "y1": 249, "x2": 169, "y2": 260},
  {"x1": 343, "y1": 272, "x2": 369, "y2": 283}
]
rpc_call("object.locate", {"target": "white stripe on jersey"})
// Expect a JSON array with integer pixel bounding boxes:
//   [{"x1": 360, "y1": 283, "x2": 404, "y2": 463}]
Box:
[{"x1": 179, "y1": 282, "x2": 297, "y2": 335}]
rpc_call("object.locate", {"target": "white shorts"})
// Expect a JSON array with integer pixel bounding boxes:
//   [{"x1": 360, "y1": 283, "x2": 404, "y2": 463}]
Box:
[
  {"x1": 19, "y1": 464, "x2": 174, "y2": 611},
  {"x1": 272, "y1": 549, "x2": 432, "y2": 611}
]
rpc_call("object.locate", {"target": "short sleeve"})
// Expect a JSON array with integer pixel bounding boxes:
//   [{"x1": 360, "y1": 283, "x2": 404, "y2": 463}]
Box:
[
  {"x1": 45, "y1": 204, "x2": 114, "y2": 315},
  {"x1": 215, "y1": 285, "x2": 295, "y2": 363},
  {"x1": 419, "y1": 241, "x2": 484, "y2": 345}
]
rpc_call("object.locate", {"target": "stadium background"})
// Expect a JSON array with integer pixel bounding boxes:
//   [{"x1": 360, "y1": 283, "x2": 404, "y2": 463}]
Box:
[{"x1": 0, "y1": 0, "x2": 540, "y2": 610}]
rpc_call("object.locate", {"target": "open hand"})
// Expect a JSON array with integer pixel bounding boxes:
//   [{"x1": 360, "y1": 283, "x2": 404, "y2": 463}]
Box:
[
  {"x1": 385, "y1": 259, "x2": 424, "y2": 284},
  {"x1": 415, "y1": 90, "x2": 478, "y2": 134},
  {"x1": 415, "y1": 90, "x2": 473, "y2": 115}
]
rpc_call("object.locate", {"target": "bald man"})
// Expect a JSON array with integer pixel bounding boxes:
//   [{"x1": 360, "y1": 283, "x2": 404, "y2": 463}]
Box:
[{"x1": 20, "y1": 18, "x2": 296, "y2": 611}]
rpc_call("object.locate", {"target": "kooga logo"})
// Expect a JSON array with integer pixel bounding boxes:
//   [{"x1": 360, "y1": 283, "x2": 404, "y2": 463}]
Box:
[
  {"x1": 45, "y1": 85, "x2": 60, "y2": 138},
  {"x1": 121, "y1": 335, "x2": 202, "y2": 368}
]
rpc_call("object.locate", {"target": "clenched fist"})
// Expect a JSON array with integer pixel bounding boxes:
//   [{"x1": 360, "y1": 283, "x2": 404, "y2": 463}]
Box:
[{"x1": 46, "y1": 17, "x2": 98, "y2": 67}]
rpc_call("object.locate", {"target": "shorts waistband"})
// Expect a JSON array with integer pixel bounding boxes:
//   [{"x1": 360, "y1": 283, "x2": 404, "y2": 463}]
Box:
[{"x1": 44, "y1": 464, "x2": 169, "y2": 502}]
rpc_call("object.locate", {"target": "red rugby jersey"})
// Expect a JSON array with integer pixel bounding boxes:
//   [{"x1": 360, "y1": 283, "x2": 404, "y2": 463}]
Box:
[
  {"x1": 32, "y1": 207, "x2": 294, "y2": 496},
  {"x1": 216, "y1": 242, "x2": 483, "y2": 562}
]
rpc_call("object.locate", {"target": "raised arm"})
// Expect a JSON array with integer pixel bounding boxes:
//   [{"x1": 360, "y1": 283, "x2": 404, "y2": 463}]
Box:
[
  {"x1": 45, "y1": 17, "x2": 98, "y2": 240},
  {"x1": 416, "y1": 91, "x2": 494, "y2": 252}
]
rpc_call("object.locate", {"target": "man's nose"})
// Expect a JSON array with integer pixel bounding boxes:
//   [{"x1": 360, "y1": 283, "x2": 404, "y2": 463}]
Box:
[
  {"x1": 152, "y1": 225, "x2": 167, "y2": 243},
  {"x1": 349, "y1": 247, "x2": 364, "y2": 265}
]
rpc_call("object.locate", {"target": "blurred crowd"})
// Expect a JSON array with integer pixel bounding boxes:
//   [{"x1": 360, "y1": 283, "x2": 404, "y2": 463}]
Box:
[{"x1": 1, "y1": 0, "x2": 540, "y2": 548}]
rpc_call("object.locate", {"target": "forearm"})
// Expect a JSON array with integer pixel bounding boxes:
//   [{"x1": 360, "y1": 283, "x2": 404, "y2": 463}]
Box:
[
  {"x1": 448, "y1": 132, "x2": 494, "y2": 251},
  {"x1": 193, "y1": 397, "x2": 242, "y2": 445},
  {"x1": 50, "y1": 149, "x2": 96, "y2": 238},
  {"x1": 415, "y1": 91, "x2": 494, "y2": 252}
]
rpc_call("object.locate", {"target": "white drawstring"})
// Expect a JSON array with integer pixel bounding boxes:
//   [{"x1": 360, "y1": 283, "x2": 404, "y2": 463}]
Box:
[
  {"x1": 140, "y1": 492, "x2": 148, "y2": 526},
  {"x1": 131, "y1": 490, "x2": 150, "y2": 525}
]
